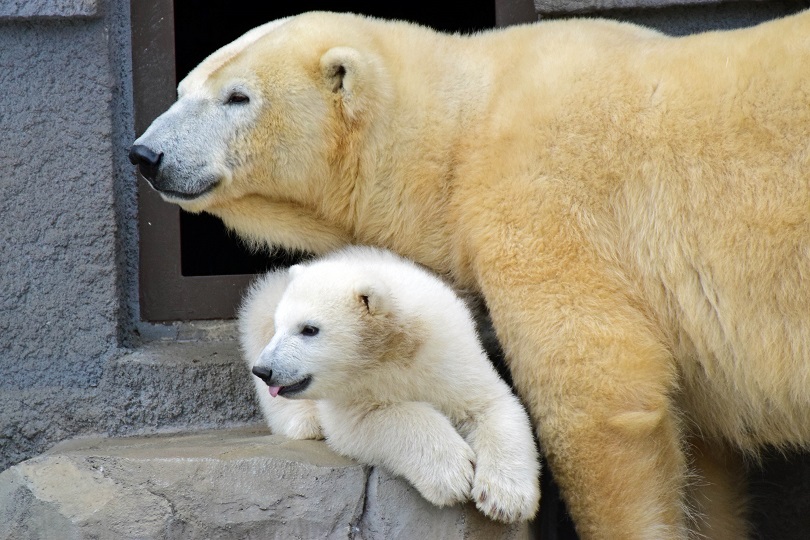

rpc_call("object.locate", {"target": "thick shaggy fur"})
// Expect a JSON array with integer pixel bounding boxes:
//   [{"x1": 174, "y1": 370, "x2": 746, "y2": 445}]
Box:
[
  {"x1": 239, "y1": 247, "x2": 541, "y2": 522},
  {"x1": 133, "y1": 11, "x2": 810, "y2": 538}
]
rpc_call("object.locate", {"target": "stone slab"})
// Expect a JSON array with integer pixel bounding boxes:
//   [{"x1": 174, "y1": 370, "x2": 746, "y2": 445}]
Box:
[
  {"x1": 534, "y1": 0, "x2": 766, "y2": 15},
  {"x1": 0, "y1": 0, "x2": 98, "y2": 19},
  {"x1": 1, "y1": 339, "x2": 261, "y2": 472},
  {"x1": 0, "y1": 428, "x2": 531, "y2": 539}
]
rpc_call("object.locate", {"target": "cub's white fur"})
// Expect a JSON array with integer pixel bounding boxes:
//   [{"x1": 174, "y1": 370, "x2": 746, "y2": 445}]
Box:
[{"x1": 239, "y1": 247, "x2": 540, "y2": 523}]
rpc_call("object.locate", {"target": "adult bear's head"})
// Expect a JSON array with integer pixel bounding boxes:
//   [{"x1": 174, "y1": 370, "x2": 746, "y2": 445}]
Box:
[{"x1": 129, "y1": 12, "x2": 392, "y2": 216}]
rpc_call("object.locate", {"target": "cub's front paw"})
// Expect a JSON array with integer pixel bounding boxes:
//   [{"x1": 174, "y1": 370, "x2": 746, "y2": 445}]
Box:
[
  {"x1": 472, "y1": 461, "x2": 540, "y2": 523},
  {"x1": 412, "y1": 440, "x2": 475, "y2": 507},
  {"x1": 272, "y1": 412, "x2": 324, "y2": 440},
  {"x1": 265, "y1": 398, "x2": 324, "y2": 440}
]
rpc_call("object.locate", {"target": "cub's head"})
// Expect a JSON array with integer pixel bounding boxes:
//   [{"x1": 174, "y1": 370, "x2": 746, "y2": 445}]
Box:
[
  {"x1": 245, "y1": 262, "x2": 397, "y2": 400},
  {"x1": 129, "y1": 12, "x2": 390, "y2": 217}
]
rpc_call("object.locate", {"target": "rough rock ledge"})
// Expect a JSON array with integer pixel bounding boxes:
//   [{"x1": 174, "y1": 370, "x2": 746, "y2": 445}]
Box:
[{"x1": 0, "y1": 427, "x2": 531, "y2": 539}]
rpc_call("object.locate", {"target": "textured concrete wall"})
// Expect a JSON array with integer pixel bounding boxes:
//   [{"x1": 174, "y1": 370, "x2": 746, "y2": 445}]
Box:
[
  {"x1": 571, "y1": 0, "x2": 806, "y2": 35},
  {"x1": 0, "y1": 0, "x2": 258, "y2": 472},
  {"x1": 0, "y1": 17, "x2": 118, "y2": 387},
  {"x1": 0, "y1": 5, "x2": 119, "y2": 467},
  {"x1": 534, "y1": 0, "x2": 791, "y2": 15},
  {"x1": 538, "y1": 0, "x2": 805, "y2": 34},
  {"x1": 0, "y1": 0, "x2": 98, "y2": 20}
]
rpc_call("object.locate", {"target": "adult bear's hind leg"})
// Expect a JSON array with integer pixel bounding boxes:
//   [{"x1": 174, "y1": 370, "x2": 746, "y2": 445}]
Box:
[{"x1": 687, "y1": 438, "x2": 750, "y2": 539}]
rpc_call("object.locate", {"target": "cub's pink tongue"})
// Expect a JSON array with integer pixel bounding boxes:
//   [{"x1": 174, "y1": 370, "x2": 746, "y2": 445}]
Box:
[{"x1": 268, "y1": 386, "x2": 281, "y2": 398}]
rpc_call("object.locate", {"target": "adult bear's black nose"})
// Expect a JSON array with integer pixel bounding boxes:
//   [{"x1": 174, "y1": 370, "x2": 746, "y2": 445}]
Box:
[
  {"x1": 128, "y1": 144, "x2": 163, "y2": 182},
  {"x1": 251, "y1": 365, "x2": 273, "y2": 385}
]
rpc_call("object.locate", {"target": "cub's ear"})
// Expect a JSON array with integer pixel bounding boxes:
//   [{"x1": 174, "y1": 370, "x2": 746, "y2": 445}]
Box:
[
  {"x1": 354, "y1": 284, "x2": 391, "y2": 316},
  {"x1": 320, "y1": 46, "x2": 383, "y2": 120}
]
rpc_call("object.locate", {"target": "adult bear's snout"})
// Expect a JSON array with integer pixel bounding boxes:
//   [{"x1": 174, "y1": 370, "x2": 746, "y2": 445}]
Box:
[
  {"x1": 251, "y1": 365, "x2": 273, "y2": 385},
  {"x1": 128, "y1": 144, "x2": 163, "y2": 183}
]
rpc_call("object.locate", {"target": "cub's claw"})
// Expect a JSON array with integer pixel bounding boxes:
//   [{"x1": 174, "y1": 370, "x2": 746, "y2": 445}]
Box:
[{"x1": 472, "y1": 463, "x2": 540, "y2": 523}]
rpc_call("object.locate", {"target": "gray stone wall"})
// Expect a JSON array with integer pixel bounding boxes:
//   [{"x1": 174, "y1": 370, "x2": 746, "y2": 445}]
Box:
[
  {"x1": 0, "y1": 0, "x2": 99, "y2": 19},
  {"x1": 1, "y1": 2, "x2": 121, "y2": 468},
  {"x1": 540, "y1": 0, "x2": 807, "y2": 35},
  {"x1": 0, "y1": 11, "x2": 116, "y2": 387},
  {"x1": 534, "y1": 0, "x2": 801, "y2": 15},
  {"x1": 0, "y1": 0, "x2": 261, "y2": 472}
]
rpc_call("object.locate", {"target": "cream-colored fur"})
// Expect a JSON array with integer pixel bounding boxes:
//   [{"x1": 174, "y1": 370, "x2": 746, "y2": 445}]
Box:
[
  {"x1": 134, "y1": 11, "x2": 810, "y2": 538},
  {"x1": 239, "y1": 247, "x2": 541, "y2": 522}
]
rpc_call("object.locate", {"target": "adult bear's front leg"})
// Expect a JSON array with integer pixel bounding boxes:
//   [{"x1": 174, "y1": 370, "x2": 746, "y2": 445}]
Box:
[
  {"x1": 482, "y1": 275, "x2": 688, "y2": 538},
  {"x1": 534, "y1": 349, "x2": 687, "y2": 540}
]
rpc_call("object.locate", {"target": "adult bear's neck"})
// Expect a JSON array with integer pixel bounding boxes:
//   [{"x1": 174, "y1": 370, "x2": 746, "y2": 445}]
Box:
[{"x1": 336, "y1": 32, "x2": 492, "y2": 285}]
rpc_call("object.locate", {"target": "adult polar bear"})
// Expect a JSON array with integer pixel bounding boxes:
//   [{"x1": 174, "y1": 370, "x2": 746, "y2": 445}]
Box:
[{"x1": 130, "y1": 11, "x2": 810, "y2": 539}]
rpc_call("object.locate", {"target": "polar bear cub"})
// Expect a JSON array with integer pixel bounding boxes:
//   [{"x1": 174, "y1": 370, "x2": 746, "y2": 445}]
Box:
[{"x1": 239, "y1": 247, "x2": 540, "y2": 523}]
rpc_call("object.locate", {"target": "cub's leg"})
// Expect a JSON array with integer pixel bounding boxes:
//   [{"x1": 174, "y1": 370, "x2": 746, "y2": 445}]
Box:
[
  {"x1": 317, "y1": 400, "x2": 475, "y2": 507},
  {"x1": 253, "y1": 387, "x2": 323, "y2": 440},
  {"x1": 463, "y1": 392, "x2": 541, "y2": 522},
  {"x1": 687, "y1": 438, "x2": 749, "y2": 539},
  {"x1": 484, "y1": 277, "x2": 688, "y2": 539}
]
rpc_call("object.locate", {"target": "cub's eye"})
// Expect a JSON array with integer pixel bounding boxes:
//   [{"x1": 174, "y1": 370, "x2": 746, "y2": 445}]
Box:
[
  {"x1": 300, "y1": 325, "x2": 319, "y2": 337},
  {"x1": 225, "y1": 92, "x2": 249, "y2": 105}
]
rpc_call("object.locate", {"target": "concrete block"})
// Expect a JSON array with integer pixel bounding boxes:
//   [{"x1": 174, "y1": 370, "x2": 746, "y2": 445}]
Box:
[
  {"x1": 0, "y1": 0, "x2": 98, "y2": 19},
  {"x1": 534, "y1": 0, "x2": 773, "y2": 15},
  {"x1": 0, "y1": 339, "x2": 261, "y2": 472},
  {"x1": 535, "y1": 0, "x2": 712, "y2": 15},
  {"x1": 0, "y1": 429, "x2": 531, "y2": 539}
]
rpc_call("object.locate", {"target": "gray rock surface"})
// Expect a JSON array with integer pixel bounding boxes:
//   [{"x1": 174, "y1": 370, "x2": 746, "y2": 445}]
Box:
[
  {"x1": 0, "y1": 428, "x2": 531, "y2": 540},
  {"x1": 1, "y1": 337, "x2": 261, "y2": 472},
  {"x1": 533, "y1": 0, "x2": 773, "y2": 15},
  {"x1": 0, "y1": 0, "x2": 98, "y2": 20},
  {"x1": 0, "y1": 0, "x2": 137, "y2": 471}
]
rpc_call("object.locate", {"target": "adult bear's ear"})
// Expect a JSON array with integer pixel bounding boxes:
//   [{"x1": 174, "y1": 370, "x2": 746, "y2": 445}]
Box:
[{"x1": 320, "y1": 46, "x2": 382, "y2": 121}]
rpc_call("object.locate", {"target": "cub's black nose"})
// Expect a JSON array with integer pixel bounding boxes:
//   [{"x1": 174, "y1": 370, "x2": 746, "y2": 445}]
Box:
[
  {"x1": 251, "y1": 365, "x2": 273, "y2": 385},
  {"x1": 128, "y1": 144, "x2": 163, "y2": 182}
]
